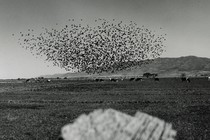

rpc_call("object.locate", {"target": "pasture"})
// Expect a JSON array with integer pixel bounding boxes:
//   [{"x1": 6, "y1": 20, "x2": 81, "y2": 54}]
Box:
[{"x1": 0, "y1": 78, "x2": 210, "y2": 140}]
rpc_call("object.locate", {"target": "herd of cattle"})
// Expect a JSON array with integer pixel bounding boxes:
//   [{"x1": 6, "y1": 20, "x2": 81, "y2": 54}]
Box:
[
  {"x1": 95, "y1": 77, "x2": 192, "y2": 82},
  {"x1": 95, "y1": 77, "x2": 159, "y2": 82},
  {"x1": 95, "y1": 76, "x2": 210, "y2": 82},
  {"x1": 22, "y1": 77, "x2": 51, "y2": 83},
  {"x1": 20, "y1": 76, "x2": 210, "y2": 83}
]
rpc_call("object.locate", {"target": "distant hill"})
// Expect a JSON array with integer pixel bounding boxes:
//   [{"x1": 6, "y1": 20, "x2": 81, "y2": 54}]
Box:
[{"x1": 43, "y1": 56, "x2": 210, "y2": 78}]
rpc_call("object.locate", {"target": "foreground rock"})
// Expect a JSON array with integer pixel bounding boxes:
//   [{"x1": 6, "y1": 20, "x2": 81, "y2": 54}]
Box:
[{"x1": 61, "y1": 109, "x2": 176, "y2": 140}]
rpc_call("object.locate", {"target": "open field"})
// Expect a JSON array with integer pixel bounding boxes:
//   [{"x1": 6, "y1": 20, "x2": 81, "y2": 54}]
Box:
[{"x1": 0, "y1": 78, "x2": 210, "y2": 140}]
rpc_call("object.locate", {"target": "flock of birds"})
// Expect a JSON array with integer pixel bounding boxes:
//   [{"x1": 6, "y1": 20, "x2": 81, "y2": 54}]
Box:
[{"x1": 16, "y1": 18, "x2": 166, "y2": 74}]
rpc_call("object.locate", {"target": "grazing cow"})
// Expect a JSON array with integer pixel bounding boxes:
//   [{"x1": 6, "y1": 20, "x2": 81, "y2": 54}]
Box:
[
  {"x1": 135, "y1": 78, "x2": 142, "y2": 81},
  {"x1": 181, "y1": 77, "x2": 186, "y2": 82},
  {"x1": 129, "y1": 78, "x2": 135, "y2": 81},
  {"x1": 95, "y1": 79, "x2": 104, "y2": 82},
  {"x1": 95, "y1": 79, "x2": 100, "y2": 82},
  {"x1": 38, "y1": 77, "x2": 44, "y2": 79},
  {"x1": 181, "y1": 77, "x2": 190, "y2": 83},
  {"x1": 25, "y1": 79, "x2": 30, "y2": 83},
  {"x1": 143, "y1": 73, "x2": 158, "y2": 78},
  {"x1": 154, "y1": 78, "x2": 159, "y2": 81},
  {"x1": 208, "y1": 77, "x2": 210, "y2": 81},
  {"x1": 110, "y1": 78, "x2": 118, "y2": 82}
]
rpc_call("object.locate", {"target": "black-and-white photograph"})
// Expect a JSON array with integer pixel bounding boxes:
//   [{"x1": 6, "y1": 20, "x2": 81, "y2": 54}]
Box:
[{"x1": 0, "y1": 0, "x2": 210, "y2": 139}]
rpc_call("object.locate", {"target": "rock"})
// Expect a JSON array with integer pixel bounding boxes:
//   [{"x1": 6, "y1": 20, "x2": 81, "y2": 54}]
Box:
[{"x1": 61, "y1": 109, "x2": 176, "y2": 140}]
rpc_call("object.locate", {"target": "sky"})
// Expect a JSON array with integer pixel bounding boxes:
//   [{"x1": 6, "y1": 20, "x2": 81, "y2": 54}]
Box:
[{"x1": 0, "y1": 0, "x2": 210, "y2": 79}]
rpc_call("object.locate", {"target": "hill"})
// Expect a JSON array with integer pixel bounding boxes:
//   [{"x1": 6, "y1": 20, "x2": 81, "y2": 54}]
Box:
[{"x1": 43, "y1": 56, "x2": 210, "y2": 78}]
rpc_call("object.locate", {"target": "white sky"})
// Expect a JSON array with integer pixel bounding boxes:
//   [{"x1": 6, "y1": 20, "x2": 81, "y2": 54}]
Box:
[{"x1": 0, "y1": 0, "x2": 210, "y2": 79}]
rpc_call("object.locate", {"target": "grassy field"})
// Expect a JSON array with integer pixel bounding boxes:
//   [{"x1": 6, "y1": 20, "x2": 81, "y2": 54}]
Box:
[{"x1": 0, "y1": 78, "x2": 210, "y2": 140}]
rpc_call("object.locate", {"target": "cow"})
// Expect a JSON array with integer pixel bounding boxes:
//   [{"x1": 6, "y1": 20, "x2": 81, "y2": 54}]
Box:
[
  {"x1": 25, "y1": 78, "x2": 39, "y2": 83},
  {"x1": 129, "y1": 78, "x2": 135, "y2": 81},
  {"x1": 181, "y1": 77, "x2": 186, "y2": 82},
  {"x1": 95, "y1": 79, "x2": 104, "y2": 82},
  {"x1": 25, "y1": 79, "x2": 30, "y2": 83},
  {"x1": 135, "y1": 78, "x2": 143, "y2": 81},
  {"x1": 37, "y1": 77, "x2": 44, "y2": 79},
  {"x1": 208, "y1": 77, "x2": 210, "y2": 81},
  {"x1": 181, "y1": 77, "x2": 190, "y2": 83},
  {"x1": 143, "y1": 73, "x2": 158, "y2": 78},
  {"x1": 110, "y1": 78, "x2": 118, "y2": 82},
  {"x1": 154, "y1": 78, "x2": 159, "y2": 81},
  {"x1": 95, "y1": 79, "x2": 100, "y2": 82}
]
